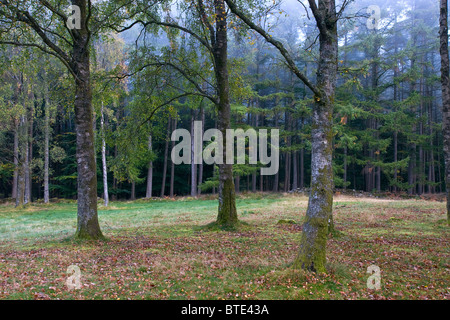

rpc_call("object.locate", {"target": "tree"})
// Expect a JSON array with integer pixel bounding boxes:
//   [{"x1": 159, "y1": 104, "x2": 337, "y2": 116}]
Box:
[
  {"x1": 113, "y1": 0, "x2": 239, "y2": 226},
  {"x1": 439, "y1": 0, "x2": 450, "y2": 225},
  {"x1": 226, "y1": 0, "x2": 348, "y2": 271},
  {"x1": 0, "y1": 0, "x2": 103, "y2": 239}
]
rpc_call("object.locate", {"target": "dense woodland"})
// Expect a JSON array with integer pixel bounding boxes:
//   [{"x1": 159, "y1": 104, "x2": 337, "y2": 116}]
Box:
[{"x1": 0, "y1": 0, "x2": 444, "y2": 201}]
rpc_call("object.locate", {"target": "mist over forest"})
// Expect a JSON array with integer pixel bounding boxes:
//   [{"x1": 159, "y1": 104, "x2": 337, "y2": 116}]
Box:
[{"x1": 0, "y1": 0, "x2": 448, "y2": 303}]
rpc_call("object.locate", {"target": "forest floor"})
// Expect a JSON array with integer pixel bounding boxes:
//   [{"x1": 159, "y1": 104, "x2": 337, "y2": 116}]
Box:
[{"x1": 0, "y1": 192, "x2": 448, "y2": 300}]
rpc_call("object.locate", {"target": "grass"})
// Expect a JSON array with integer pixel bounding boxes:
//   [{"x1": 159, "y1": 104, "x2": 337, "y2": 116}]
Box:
[{"x1": 0, "y1": 192, "x2": 448, "y2": 300}]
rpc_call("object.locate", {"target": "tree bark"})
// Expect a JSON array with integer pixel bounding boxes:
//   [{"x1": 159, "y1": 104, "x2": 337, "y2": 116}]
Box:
[
  {"x1": 26, "y1": 89, "x2": 33, "y2": 204},
  {"x1": 273, "y1": 112, "x2": 279, "y2": 192},
  {"x1": 12, "y1": 119, "x2": 18, "y2": 199},
  {"x1": 190, "y1": 110, "x2": 197, "y2": 197},
  {"x1": 252, "y1": 112, "x2": 257, "y2": 192},
  {"x1": 170, "y1": 117, "x2": 177, "y2": 197},
  {"x1": 197, "y1": 107, "x2": 204, "y2": 195},
  {"x1": 161, "y1": 116, "x2": 171, "y2": 197},
  {"x1": 214, "y1": 0, "x2": 237, "y2": 226},
  {"x1": 146, "y1": 134, "x2": 153, "y2": 198},
  {"x1": 131, "y1": 181, "x2": 136, "y2": 200},
  {"x1": 439, "y1": 0, "x2": 450, "y2": 224},
  {"x1": 72, "y1": 0, "x2": 103, "y2": 239},
  {"x1": 294, "y1": 0, "x2": 338, "y2": 272},
  {"x1": 15, "y1": 115, "x2": 26, "y2": 207},
  {"x1": 44, "y1": 71, "x2": 50, "y2": 203},
  {"x1": 101, "y1": 102, "x2": 109, "y2": 206}
]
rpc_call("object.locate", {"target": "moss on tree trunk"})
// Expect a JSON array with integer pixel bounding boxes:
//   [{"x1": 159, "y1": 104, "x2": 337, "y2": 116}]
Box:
[
  {"x1": 213, "y1": 0, "x2": 238, "y2": 228},
  {"x1": 293, "y1": 0, "x2": 338, "y2": 272},
  {"x1": 72, "y1": 1, "x2": 103, "y2": 240}
]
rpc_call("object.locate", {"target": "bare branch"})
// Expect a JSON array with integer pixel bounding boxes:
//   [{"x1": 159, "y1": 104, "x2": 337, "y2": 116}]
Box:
[{"x1": 224, "y1": 0, "x2": 319, "y2": 96}]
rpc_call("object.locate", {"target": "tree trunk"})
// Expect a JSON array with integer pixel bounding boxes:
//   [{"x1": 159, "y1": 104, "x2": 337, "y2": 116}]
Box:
[
  {"x1": 26, "y1": 90, "x2": 33, "y2": 204},
  {"x1": 131, "y1": 181, "x2": 136, "y2": 200},
  {"x1": 12, "y1": 119, "x2": 19, "y2": 199},
  {"x1": 190, "y1": 109, "x2": 197, "y2": 197},
  {"x1": 439, "y1": 0, "x2": 450, "y2": 224},
  {"x1": 15, "y1": 115, "x2": 26, "y2": 207},
  {"x1": 343, "y1": 147, "x2": 347, "y2": 190},
  {"x1": 214, "y1": 0, "x2": 237, "y2": 226},
  {"x1": 197, "y1": 107, "x2": 204, "y2": 195},
  {"x1": 170, "y1": 117, "x2": 177, "y2": 197},
  {"x1": 393, "y1": 130, "x2": 398, "y2": 192},
  {"x1": 101, "y1": 102, "x2": 109, "y2": 206},
  {"x1": 300, "y1": 116, "x2": 305, "y2": 189},
  {"x1": 294, "y1": 0, "x2": 337, "y2": 272},
  {"x1": 252, "y1": 112, "x2": 257, "y2": 192},
  {"x1": 273, "y1": 112, "x2": 279, "y2": 192},
  {"x1": 146, "y1": 134, "x2": 153, "y2": 198},
  {"x1": 44, "y1": 74, "x2": 50, "y2": 203},
  {"x1": 72, "y1": 5, "x2": 103, "y2": 239},
  {"x1": 112, "y1": 145, "x2": 117, "y2": 201},
  {"x1": 161, "y1": 117, "x2": 171, "y2": 197}
]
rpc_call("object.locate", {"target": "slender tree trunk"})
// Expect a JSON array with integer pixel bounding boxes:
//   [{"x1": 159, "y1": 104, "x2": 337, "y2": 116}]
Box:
[
  {"x1": 161, "y1": 117, "x2": 171, "y2": 197},
  {"x1": 170, "y1": 117, "x2": 177, "y2": 197},
  {"x1": 26, "y1": 91, "x2": 33, "y2": 203},
  {"x1": 300, "y1": 117, "x2": 305, "y2": 189},
  {"x1": 343, "y1": 146, "x2": 347, "y2": 190},
  {"x1": 101, "y1": 102, "x2": 109, "y2": 206},
  {"x1": 12, "y1": 119, "x2": 18, "y2": 199},
  {"x1": 197, "y1": 107, "x2": 204, "y2": 195},
  {"x1": 439, "y1": 0, "x2": 450, "y2": 224},
  {"x1": 294, "y1": 0, "x2": 338, "y2": 272},
  {"x1": 273, "y1": 113, "x2": 279, "y2": 192},
  {"x1": 393, "y1": 130, "x2": 398, "y2": 192},
  {"x1": 190, "y1": 109, "x2": 197, "y2": 197},
  {"x1": 259, "y1": 115, "x2": 264, "y2": 192},
  {"x1": 131, "y1": 181, "x2": 136, "y2": 200},
  {"x1": 292, "y1": 119, "x2": 298, "y2": 190},
  {"x1": 15, "y1": 115, "x2": 26, "y2": 207},
  {"x1": 23, "y1": 117, "x2": 30, "y2": 205},
  {"x1": 252, "y1": 112, "x2": 257, "y2": 192},
  {"x1": 146, "y1": 135, "x2": 153, "y2": 198},
  {"x1": 112, "y1": 145, "x2": 117, "y2": 201},
  {"x1": 44, "y1": 74, "x2": 50, "y2": 204}
]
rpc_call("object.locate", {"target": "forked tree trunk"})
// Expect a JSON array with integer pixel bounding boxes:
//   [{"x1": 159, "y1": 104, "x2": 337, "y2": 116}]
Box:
[
  {"x1": 294, "y1": 0, "x2": 338, "y2": 272},
  {"x1": 439, "y1": 0, "x2": 450, "y2": 225}
]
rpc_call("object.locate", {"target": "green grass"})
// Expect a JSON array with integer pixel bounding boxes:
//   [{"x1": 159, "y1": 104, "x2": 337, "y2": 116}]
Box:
[{"x1": 0, "y1": 193, "x2": 448, "y2": 300}]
